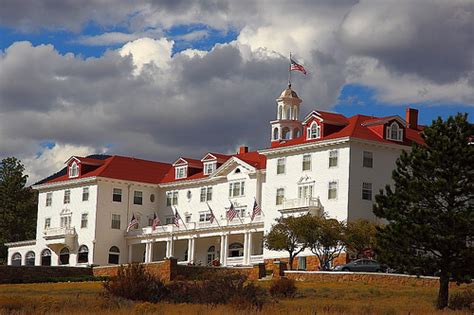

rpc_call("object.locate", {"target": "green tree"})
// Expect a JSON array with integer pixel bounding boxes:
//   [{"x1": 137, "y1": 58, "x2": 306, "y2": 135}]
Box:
[
  {"x1": 301, "y1": 216, "x2": 345, "y2": 271},
  {"x1": 345, "y1": 219, "x2": 378, "y2": 259},
  {"x1": 373, "y1": 114, "x2": 474, "y2": 309},
  {"x1": 265, "y1": 215, "x2": 310, "y2": 270},
  {"x1": 0, "y1": 157, "x2": 37, "y2": 263}
]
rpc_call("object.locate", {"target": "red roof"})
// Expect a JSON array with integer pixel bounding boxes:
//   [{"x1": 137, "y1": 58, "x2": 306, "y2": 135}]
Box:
[
  {"x1": 46, "y1": 156, "x2": 171, "y2": 185},
  {"x1": 271, "y1": 114, "x2": 424, "y2": 149},
  {"x1": 315, "y1": 111, "x2": 349, "y2": 125}
]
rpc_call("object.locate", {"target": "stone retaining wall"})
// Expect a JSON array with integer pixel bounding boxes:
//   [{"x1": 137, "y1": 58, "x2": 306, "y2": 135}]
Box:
[{"x1": 0, "y1": 265, "x2": 93, "y2": 284}]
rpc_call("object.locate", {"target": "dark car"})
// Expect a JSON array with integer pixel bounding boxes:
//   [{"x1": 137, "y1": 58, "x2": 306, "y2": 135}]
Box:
[{"x1": 333, "y1": 259, "x2": 387, "y2": 272}]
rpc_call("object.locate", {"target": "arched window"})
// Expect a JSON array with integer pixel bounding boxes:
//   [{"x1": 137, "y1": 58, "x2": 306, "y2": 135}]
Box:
[
  {"x1": 229, "y1": 242, "x2": 244, "y2": 257},
  {"x1": 108, "y1": 246, "x2": 120, "y2": 264},
  {"x1": 273, "y1": 128, "x2": 279, "y2": 140},
  {"x1": 25, "y1": 251, "x2": 35, "y2": 266},
  {"x1": 278, "y1": 106, "x2": 283, "y2": 119},
  {"x1": 387, "y1": 122, "x2": 403, "y2": 141},
  {"x1": 293, "y1": 106, "x2": 298, "y2": 120},
  {"x1": 69, "y1": 162, "x2": 79, "y2": 178},
  {"x1": 77, "y1": 245, "x2": 89, "y2": 264},
  {"x1": 293, "y1": 128, "x2": 301, "y2": 138},
  {"x1": 307, "y1": 122, "x2": 320, "y2": 139},
  {"x1": 41, "y1": 249, "x2": 52, "y2": 266},
  {"x1": 207, "y1": 246, "x2": 216, "y2": 264},
  {"x1": 59, "y1": 247, "x2": 70, "y2": 265},
  {"x1": 282, "y1": 127, "x2": 290, "y2": 140},
  {"x1": 11, "y1": 253, "x2": 21, "y2": 266},
  {"x1": 285, "y1": 107, "x2": 290, "y2": 119}
]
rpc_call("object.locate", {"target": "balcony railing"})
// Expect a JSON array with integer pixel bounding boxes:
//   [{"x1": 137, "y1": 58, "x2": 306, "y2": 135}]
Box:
[
  {"x1": 282, "y1": 197, "x2": 321, "y2": 209},
  {"x1": 43, "y1": 227, "x2": 77, "y2": 240}
]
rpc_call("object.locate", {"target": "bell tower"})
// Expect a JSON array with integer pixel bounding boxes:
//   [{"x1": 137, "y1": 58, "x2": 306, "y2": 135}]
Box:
[{"x1": 270, "y1": 84, "x2": 303, "y2": 143}]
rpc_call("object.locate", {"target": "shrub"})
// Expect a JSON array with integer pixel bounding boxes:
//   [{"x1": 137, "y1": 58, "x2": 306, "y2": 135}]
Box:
[
  {"x1": 269, "y1": 277, "x2": 297, "y2": 298},
  {"x1": 103, "y1": 263, "x2": 167, "y2": 302},
  {"x1": 448, "y1": 288, "x2": 474, "y2": 310}
]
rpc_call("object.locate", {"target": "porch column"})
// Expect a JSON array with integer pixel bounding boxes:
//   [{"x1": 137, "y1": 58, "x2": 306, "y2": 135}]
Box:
[
  {"x1": 165, "y1": 240, "x2": 170, "y2": 257},
  {"x1": 147, "y1": 242, "x2": 154, "y2": 262},
  {"x1": 169, "y1": 237, "x2": 175, "y2": 258},
  {"x1": 247, "y1": 232, "x2": 253, "y2": 264},
  {"x1": 188, "y1": 238, "x2": 195, "y2": 263},
  {"x1": 243, "y1": 232, "x2": 249, "y2": 265},
  {"x1": 224, "y1": 233, "x2": 229, "y2": 266},
  {"x1": 128, "y1": 244, "x2": 133, "y2": 263},
  {"x1": 220, "y1": 234, "x2": 225, "y2": 265}
]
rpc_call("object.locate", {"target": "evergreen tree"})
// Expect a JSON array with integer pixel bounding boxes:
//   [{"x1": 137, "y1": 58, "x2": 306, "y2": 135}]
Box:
[
  {"x1": 0, "y1": 157, "x2": 37, "y2": 263},
  {"x1": 374, "y1": 114, "x2": 474, "y2": 309}
]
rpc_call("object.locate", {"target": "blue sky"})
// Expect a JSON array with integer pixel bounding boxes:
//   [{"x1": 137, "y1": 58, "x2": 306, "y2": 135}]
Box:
[{"x1": 0, "y1": 1, "x2": 472, "y2": 182}]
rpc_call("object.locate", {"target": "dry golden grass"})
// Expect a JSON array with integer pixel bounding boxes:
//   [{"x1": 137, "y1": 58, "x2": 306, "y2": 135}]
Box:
[{"x1": 0, "y1": 280, "x2": 471, "y2": 314}]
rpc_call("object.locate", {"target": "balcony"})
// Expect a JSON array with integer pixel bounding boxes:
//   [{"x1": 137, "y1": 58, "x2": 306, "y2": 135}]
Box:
[
  {"x1": 280, "y1": 197, "x2": 324, "y2": 216},
  {"x1": 43, "y1": 227, "x2": 77, "y2": 248}
]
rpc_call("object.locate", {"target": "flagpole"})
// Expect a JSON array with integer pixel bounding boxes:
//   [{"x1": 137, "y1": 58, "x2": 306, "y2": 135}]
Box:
[
  {"x1": 207, "y1": 202, "x2": 221, "y2": 227},
  {"x1": 288, "y1": 52, "x2": 292, "y2": 88},
  {"x1": 255, "y1": 196, "x2": 265, "y2": 216}
]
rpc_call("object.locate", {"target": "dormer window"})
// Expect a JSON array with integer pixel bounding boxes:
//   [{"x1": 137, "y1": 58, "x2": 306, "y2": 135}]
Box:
[
  {"x1": 203, "y1": 162, "x2": 216, "y2": 175},
  {"x1": 69, "y1": 162, "x2": 79, "y2": 178},
  {"x1": 307, "y1": 122, "x2": 320, "y2": 140},
  {"x1": 175, "y1": 166, "x2": 187, "y2": 179},
  {"x1": 387, "y1": 122, "x2": 403, "y2": 141}
]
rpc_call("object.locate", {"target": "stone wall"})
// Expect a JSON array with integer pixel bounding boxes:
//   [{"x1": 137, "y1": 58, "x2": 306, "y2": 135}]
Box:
[
  {"x1": 0, "y1": 265, "x2": 93, "y2": 284},
  {"x1": 93, "y1": 260, "x2": 175, "y2": 282},
  {"x1": 284, "y1": 271, "x2": 451, "y2": 287},
  {"x1": 264, "y1": 253, "x2": 347, "y2": 272}
]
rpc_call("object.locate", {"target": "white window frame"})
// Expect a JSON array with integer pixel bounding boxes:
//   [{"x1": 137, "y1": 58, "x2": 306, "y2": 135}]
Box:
[
  {"x1": 166, "y1": 191, "x2": 179, "y2": 206},
  {"x1": 63, "y1": 190, "x2": 71, "y2": 204},
  {"x1": 111, "y1": 214, "x2": 121, "y2": 229},
  {"x1": 298, "y1": 184, "x2": 314, "y2": 199},
  {"x1": 69, "y1": 162, "x2": 79, "y2": 178},
  {"x1": 329, "y1": 150, "x2": 338, "y2": 168},
  {"x1": 60, "y1": 215, "x2": 71, "y2": 228},
  {"x1": 363, "y1": 151, "x2": 373, "y2": 168},
  {"x1": 175, "y1": 166, "x2": 187, "y2": 179},
  {"x1": 199, "y1": 212, "x2": 213, "y2": 222},
  {"x1": 328, "y1": 181, "x2": 338, "y2": 200},
  {"x1": 112, "y1": 188, "x2": 122, "y2": 202},
  {"x1": 362, "y1": 182, "x2": 373, "y2": 200},
  {"x1": 82, "y1": 187, "x2": 89, "y2": 201},
  {"x1": 203, "y1": 162, "x2": 216, "y2": 175},
  {"x1": 200, "y1": 186, "x2": 213, "y2": 202},
  {"x1": 165, "y1": 216, "x2": 174, "y2": 225},
  {"x1": 276, "y1": 158, "x2": 286, "y2": 175},
  {"x1": 229, "y1": 181, "x2": 245, "y2": 198},
  {"x1": 386, "y1": 122, "x2": 403, "y2": 141},
  {"x1": 302, "y1": 154, "x2": 311, "y2": 171},
  {"x1": 46, "y1": 192, "x2": 52, "y2": 207},
  {"x1": 276, "y1": 188, "x2": 285, "y2": 205},
  {"x1": 81, "y1": 213, "x2": 88, "y2": 228},
  {"x1": 44, "y1": 217, "x2": 51, "y2": 230},
  {"x1": 307, "y1": 122, "x2": 321, "y2": 140},
  {"x1": 133, "y1": 191, "x2": 143, "y2": 205}
]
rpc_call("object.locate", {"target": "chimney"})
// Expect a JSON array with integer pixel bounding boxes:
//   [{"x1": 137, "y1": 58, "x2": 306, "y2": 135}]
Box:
[
  {"x1": 239, "y1": 146, "x2": 249, "y2": 154},
  {"x1": 406, "y1": 108, "x2": 418, "y2": 129}
]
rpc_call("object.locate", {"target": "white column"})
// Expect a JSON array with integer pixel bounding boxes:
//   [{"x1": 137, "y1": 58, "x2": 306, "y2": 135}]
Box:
[
  {"x1": 169, "y1": 237, "x2": 175, "y2": 257},
  {"x1": 187, "y1": 238, "x2": 193, "y2": 263},
  {"x1": 243, "y1": 232, "x2": 249, "y2": 265},
  {"x1": 149, "y1": 242, "x2": 154, "y2": 262},
  {"x1": 220, "y1": 234, "x2": 225, "y2": 265},
  {"x1": 223, "y1": 234, "x2": 229, "y2": 266},
  {"x1": 128, "y1": 244, "x2": 133, "y2": 263},
  {"x1": 248, "y1": 232, "x2": 253, "y2": 264},
  {"x1": 165, "y1": 240, "x2": 170, "y2": 258}
]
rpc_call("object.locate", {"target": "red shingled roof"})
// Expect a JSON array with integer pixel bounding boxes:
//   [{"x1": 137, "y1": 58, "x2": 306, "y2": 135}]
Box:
[{"x1": 46, "y1": 156, "x2": 171, "y2": 184}]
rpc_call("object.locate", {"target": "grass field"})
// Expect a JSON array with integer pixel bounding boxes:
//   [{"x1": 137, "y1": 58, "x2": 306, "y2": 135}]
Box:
[{"x1": 0, "y1": 280, "x2": 471, "y2": 314}]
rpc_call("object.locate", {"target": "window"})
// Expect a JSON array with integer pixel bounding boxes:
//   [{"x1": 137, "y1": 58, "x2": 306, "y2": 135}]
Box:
[
  {"x1": 82, "y1": 187, "x2": 89, "y2": 201},
  {"x1": 199, "y1": 212, "x2": 212, "y2": 222},
  {"x1": 277, "y1": 158, "x2": 286, "y2": 174},
  {"x1": 46, "y1": 192, "x2": 52, "y2": 207},
  {"x1": 328, "y1": 181, "x2": 338, "y2": 199},
  {"x1": 362, "y1": 182, "x2": 372, "y2": 200},
  {"x1": 200, "y1": 187, "x2": 213, "y2": 202},
  {"x1": 273, "y1": 127, "x2": 279, "y2": 140},
  {"x1": 298, "y1": 256, "x2": 307, "y2": 270},
  {"x1": 229, "y1": 243, "x2": 244, "y2": 257},
  {"x1": 150, "y1": 194, "x2": 155, "y2": 202},
  {"x1": 329, "y1": 150, "x2": 338, "y2": 168},
  {"x1": 229, "y1": 181, "x2": 245, "y2": 198},
  {"x1": 108, "y1": 246, "x2": 120, "y2": 264},
  {"x1": 77, "y1": 245, "x2": 89, "y2": 263},
  {"x1": 60, "y1": 215, "x2": 71, "y2": 228},
  {"x1": 44, "y1": 218, "x2": 51, "y2": 230},
  {"x1": 207, "y1": 246, "x2": 216, "y2": 264},
  {"x1": 25, "y1": 251, "x2": 35, "y2": 266},
  {"x1": 63, "y1": 190, "x2": 71, "y2": 204},
  {"x1": 175, "y1": 166, "x2": 187, "y2": 179},
  {"x1": 307, "y1": 122, "x2": 320, "y2": 139},
  {"x1": 112, "y1": 188, "x2": 122, "y2": 202},
  {"x1": 59, "y1": 247, "x2": 70, "y2": 265},
  {"x1": 363, "y1": 151, "x2": 373, "y2": 168},
  {"x1": 185, "y1": 214, "x2": 191, "y2": 223},
  {"x1": 111, "y1": 214, "x2": 121, "y2": 229},
  {"x1": 165, "y1": 216, "x2": 174, "y2": 225},
  {"x1": 166, "y1": 191, "x2": 178, "y2": 206},
  {"x1": 69, "y1": 162, "x2": 79, "y2": 178},
  {"x1": 133, "y1": 191, "x2": 143, "y2": 205},
  {"x1": 302, "y1": 154, "x2": 311, "y2": 171},
  {"x1": 276, "y1": 188, "x2": 285, "y2": 205},
  {"x1": 387, "y1": 122, "x2": 403, "y2": 141},
  {"x1": 81, "y1": 213, "x2": 88, "y2": 228},
  {"x1": 11, "y1": 253, "x2": 21, "y2": 266},
  {"x1": 41, "y1": 249, "x2": 51, "y2": 266},
  {"x1": 203, "y1": 162, "x2": 216, "y2": 175},
  {"x1": 298, "y1": 185, "x2": 313, "y2": 199}
]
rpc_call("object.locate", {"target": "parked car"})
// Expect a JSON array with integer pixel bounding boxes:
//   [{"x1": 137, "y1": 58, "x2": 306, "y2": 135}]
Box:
[{"x1": 333, "y1": 259, "x2": 387, "y2": 272}]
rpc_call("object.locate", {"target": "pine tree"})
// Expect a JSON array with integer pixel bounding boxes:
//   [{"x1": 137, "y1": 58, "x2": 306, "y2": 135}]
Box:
[
  {"x1": 0, "y1": 157, "x2": 37, "y2": 263},
  {"x1": 374, "y1": 113, "x2": 474, "y2": 309}
]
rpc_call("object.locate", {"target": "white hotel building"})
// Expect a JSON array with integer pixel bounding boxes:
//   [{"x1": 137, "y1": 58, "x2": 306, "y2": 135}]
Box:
[{"x1": 6, "y1": 85, "x2": 423, "y2": 268}]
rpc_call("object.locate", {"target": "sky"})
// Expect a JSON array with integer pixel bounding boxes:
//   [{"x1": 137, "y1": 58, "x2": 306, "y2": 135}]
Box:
[{"x1": 0, "y1": 0, "x2": 473, "y2": 184}]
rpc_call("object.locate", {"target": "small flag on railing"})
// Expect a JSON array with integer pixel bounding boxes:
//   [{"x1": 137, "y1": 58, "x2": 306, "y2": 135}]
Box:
[
  {"x1": 126, "y1": 213, "x2": 139, "y2": 232},
  {"x1": 226, "y1": 201, "x2": 237, "y2": 221},
  {"x1": 173, "y1": 208, "x2": 181, "y2": 227},
  {"x1": 151, "y1": 212, "x2": 161, "y2": 231},
  {"x1": 251, "y1": 198, "x2": 262, "y2": 221}
]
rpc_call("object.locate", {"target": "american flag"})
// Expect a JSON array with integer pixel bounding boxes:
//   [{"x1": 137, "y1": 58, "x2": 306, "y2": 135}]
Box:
[
  {"x1": 226, "y1": 201, "x2": 237, "y2": 221},
  {"x1": 207, "y1": 203, "x2": 216, "y2": 223},
  {"x1": 290, "y1": 58, "x2": 307, "y2": 75},
  {"x1": 251, "y1": 199, "x2": 262, "y2": 221},
  {"x1": 151, "y1": 212, "x2": 161, "y2": 231},
  {"x1": 126, "y1": 213, "x2": 139, "y2": 232},
  {"x1": 173, "y1": 209, "x2": 181, "y2": 227}
]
